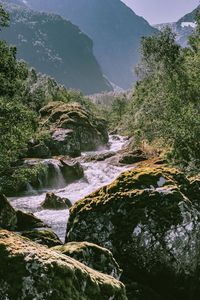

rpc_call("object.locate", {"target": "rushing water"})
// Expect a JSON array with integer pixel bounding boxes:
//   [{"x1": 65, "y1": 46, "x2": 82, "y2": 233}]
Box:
[{"x1": 9, "y1": 135, "x2": 130, "y2": 242}]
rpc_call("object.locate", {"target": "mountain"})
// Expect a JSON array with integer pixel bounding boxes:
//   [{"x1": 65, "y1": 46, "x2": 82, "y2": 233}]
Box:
[
  {"x1": 154, "y1": 5, "x2": 199, "y2": 48},
  {"x1": 0, "y1": 1, "x2": 112, "y2": 94},
  {"x1": 19, "y1": 0, "x2": 157, "y2": 89}
]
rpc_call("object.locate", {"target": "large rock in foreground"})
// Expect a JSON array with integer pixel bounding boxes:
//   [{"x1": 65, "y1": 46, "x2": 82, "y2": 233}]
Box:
[
  {"x1": 39, "y1": 102, "x2": 109, "y2": 156},
  {"x1": 0, "y1": 230, "x2": 127, "y2": 300},
  {"x1": 66, "y1": 166, "x2": 200, "y2": 300},
  {"x1": 53, "y1": 241, "x2": 122, "y2": 279}
]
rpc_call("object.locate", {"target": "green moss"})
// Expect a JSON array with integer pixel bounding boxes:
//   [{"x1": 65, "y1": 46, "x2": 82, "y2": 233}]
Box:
[
  {"x1": 0, "y1": 230, "x2": 127, "y2": 300},
  {"x1": 1, "y1": 164, "x2": 48, "y2": 196}
]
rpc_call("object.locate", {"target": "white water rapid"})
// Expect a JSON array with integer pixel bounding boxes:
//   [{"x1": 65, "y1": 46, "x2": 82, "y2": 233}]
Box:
[{"x1": 9, "y1": 135, "x2": 130, "y2": 242}]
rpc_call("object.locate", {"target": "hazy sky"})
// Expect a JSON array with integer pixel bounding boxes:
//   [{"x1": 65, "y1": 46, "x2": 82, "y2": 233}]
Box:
[{"x1": 122, "y1": 0, "x2": 200, "y2": 24}]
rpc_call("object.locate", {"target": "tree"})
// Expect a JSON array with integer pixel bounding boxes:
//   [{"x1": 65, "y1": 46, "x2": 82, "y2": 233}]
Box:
[
  {"x1": 122, "y1": 23, "x2": 200, "y2": 168},
  {"x1": 0, "y1": 4, "x2": 9, "y2": 29}
]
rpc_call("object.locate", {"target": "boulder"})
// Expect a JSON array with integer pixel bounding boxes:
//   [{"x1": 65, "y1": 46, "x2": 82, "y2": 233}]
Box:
[
  {"x1": 27, "y1": 142, "x2": 51, "y2": 158},
  {"x1": 107, "y1": 149, "x2": 147, "y2": 166},
  {"x1": 53, "y1": 241, "x2": 122, "y2": 279},
  {"x1": 0, "y1": 230, "x2": 127, "y2": 300},
  {"x1": 60, "y1": 158, "x2": 84, "y2": 181},
  {"x1": 66, "y1": 165, "x2": 200, "y2": 300},
  {"x1": 41, "y1": 192, "x2": 72, "y2": 210},
  {"x1": 0, "y1": 193, "x2": 17, "y2": 230},
  {"x1": 83, "y1": 151, "x2": 116, "y2": 163},
  {"x1": 16, "y1": 210, "x2": 48, "y2": 231},
  {"x1": 20, "y1": 229, "x2": 62, "y2": 247},
  {"x1": 39, "y1": 102, "x2": 109, "y2": 156},
  {"x1": 24, "y1": 158, "x2": 84, "y2": 190}
]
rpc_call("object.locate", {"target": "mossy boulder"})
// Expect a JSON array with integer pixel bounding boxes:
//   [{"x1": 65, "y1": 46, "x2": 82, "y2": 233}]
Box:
[
  {"x1": 53, "y1": 242, "x2": 122, "y2": 279},
  {"x1": 0, "y1": 163, "x2": 48, "y2": 196},
  {"x1": 20, "y1": 229, "x2": 62, "y2": 247},
  {"x1": 0, "y1": 230, "x2": 127, "y2": 300},
  {"x1": 0, "y1": 193, "x2": 17, "y2": 230},
  {"x1": 66, "y1": 165, "x2": 200, "y2": 300},
  {"x1": 39, "y1": 102, "x2": 109, "y2": 156},
  {"x1": 41, "y1": 192, "x2": 72, "y2": 210},
  {"x1": 16, "y1": 210, "x2": 47, "y2": 231}
]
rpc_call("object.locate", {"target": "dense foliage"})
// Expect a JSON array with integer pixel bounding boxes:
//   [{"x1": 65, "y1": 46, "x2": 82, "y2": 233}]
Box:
[
  {"x1": 0, "y1": 5, "x2": 102, "y2": 191},
  {"x1": 120, "y1": 11, "x2": 200, "y2": 171}
]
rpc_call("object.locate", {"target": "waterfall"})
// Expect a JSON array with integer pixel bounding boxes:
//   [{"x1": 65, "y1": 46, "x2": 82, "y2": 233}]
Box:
[{"x1": 9, "y1": 135, "x2": 130, "y2": 242}]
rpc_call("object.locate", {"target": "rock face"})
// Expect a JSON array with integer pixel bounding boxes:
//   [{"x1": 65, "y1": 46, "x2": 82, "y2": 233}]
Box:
[
  {"x1": 0, "y1": 193, "x2": 17, "y2": 230},
  {"x1": 53, "y1": 242, "x2": 122, "y2": 279},
  {"x1": 66, "y1": 165, "x2": 200, "y2": 300},
  {"x1": 41, "y1": 192, "x2": 72, "y2": 210},
  {"x1": 0, "y1": 230, "x2": 127, "y2": 300},
  {"x1": 39, "y1": 102, "x2": 109, "y2": 156}
]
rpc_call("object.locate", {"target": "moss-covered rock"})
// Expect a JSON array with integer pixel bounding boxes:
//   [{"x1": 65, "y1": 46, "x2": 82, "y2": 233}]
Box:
[
  {"x1": 1, "y1": 163, "x2": 48, "y2": 196},
  {"x1": 41, "y1": 192, "x2": 72, "y2": 210},
  {"x1": 39, "y1": 101, "x2": 109, "y2": 156},
  {"x1": 0, "y1": 193, "x2": 17, "y2": 230},
  {"x1": 16, "y1": 210, "x2": 47, "y2": 231},
  {"x1": 0, "y1": 230, "x2": 127, "y2": 300},
  {"x1": 2, "y1": 158, "x2": 84, "y2": 196},
  {"x1": 53, "y1": 242, "x2": 122, "y2": 279},
  {"x1": 66, "y1": 165, "x2": 200, "y2": 300},
  {"x1": 20, "y1": 229, "x2": 62, "y2": 247}
]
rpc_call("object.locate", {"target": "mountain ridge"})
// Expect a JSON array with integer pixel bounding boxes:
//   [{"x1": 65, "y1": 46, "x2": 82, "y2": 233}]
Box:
[
  {"x1": 19, "y1": 0, "x2": 157, "y2": 89},
  {"x1": 0, "y1": 0, "x2": 112, "y2": 94}
]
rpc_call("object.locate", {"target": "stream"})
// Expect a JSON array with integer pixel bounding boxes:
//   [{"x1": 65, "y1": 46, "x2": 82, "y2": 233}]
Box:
[{"x1": 9, "y1": 135, "x2": 130, "y2": 242}]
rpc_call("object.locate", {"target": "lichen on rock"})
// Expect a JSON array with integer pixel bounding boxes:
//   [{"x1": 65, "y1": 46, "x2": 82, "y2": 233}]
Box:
[
  {"x1": 53, "y1": 241, "x2": 122, "y2": 279},
  {"x1": 66, "y1": 165, "x2": 200, "y2": 299},
  {"x1": 0, "y1": 230, "x2": 127, "y2": 300}
]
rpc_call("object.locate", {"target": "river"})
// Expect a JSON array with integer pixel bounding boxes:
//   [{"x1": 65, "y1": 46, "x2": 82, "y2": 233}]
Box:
[{"x1": 9, "y1": 135, "x2": 130, "y2": 242}]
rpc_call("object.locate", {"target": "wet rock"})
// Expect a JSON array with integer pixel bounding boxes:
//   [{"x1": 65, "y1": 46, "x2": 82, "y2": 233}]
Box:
[
  {"x1": 66, "y1": 165, "x2": 200, "y2": 300},
  {"x1": 53, "y1": 241, "x2": 122, "y2": 279},
  {"x1": 0, "y1": 163, "x2": 48, "y2": 196},
  {"x1": 0, "y1": 193, "x2": 17, "y2": 230},
  {"x1": 83, "y1": 151, "x2": 116, "y2": 162},
  {"x1": 41, "y1": 192, "x2": 72, "y2": 210},
  {"x1": 16, "y1": 210, "x2": 48, "y2": 231},
  {"x1": 24, "y1": 158, "x2": 84, "y2": 190},
  {"x1": 20, "y1": 229, "x2": 62, "y2": 247},
  {"x1": 60, "y1": 158, "x2": 84, "y2": 181},
  {"x1": 39, "y1": 102, "x2": 109, "y2": 156},
  {"x1": 0, "y1": 230, "x2": 127, "y2": 300}
]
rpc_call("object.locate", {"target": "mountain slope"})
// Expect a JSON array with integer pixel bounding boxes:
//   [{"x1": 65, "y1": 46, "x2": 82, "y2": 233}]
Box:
[
  {"x1": 0, "y1": 1, "x2": 112, "y2": 94},
  {"x1": 21, "y1": 0, "x2": 157, "y2": 89},
  {"x1": 155, "y1": 5, "x2": 199, "y2": 48}
]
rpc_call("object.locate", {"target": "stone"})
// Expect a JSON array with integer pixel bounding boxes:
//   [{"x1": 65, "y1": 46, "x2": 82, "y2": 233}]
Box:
[
  {"x1": 20, "y1": 229, "x2": 62, "y2": 247},
  {"x1": 41, "y1": 192, "x2": 72, "y2": 210},
  {"x1": 0, "y1": 193, "x2": 17, "y2": 230},
  {"x1": 16, "y1": 210, "x2": 48, "y2": 231},
  {"x1": 0, "y1": 230, "x2": 127, "y2": 300},
  {"x1": 60, "y1": 158, "x2": 84, "y2": 182},
  {"x1": 66, "y1": 165, "x2": 200, "y2": 300},
  {"x1": 39, "y1": 102, "x2": 109, "y2": 156},
  {"x1": 82, "y1": 151, "x2": 116, "y2": 163},
  {"x1": 27, "y1": 143, "x2": 51, "y2": 159},
  {"x1": 107, "y1": 149, "x2": 147, "y2": 166},
  {"x1": 53, "y1": 241, "x2": 122, "y2": 279}
]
